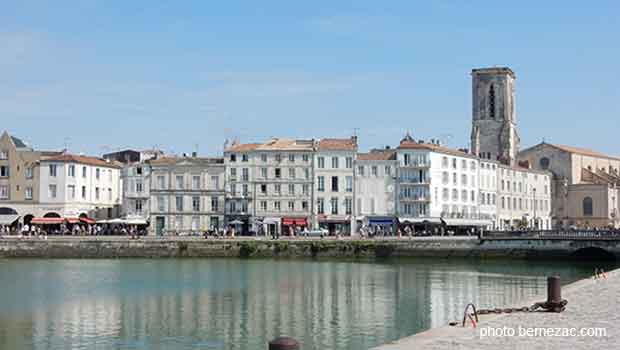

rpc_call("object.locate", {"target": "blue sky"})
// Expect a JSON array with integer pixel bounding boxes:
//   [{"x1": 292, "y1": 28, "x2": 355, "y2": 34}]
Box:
[{"x1": 1, "y1": 1, "x2": 618, "y2": 156}]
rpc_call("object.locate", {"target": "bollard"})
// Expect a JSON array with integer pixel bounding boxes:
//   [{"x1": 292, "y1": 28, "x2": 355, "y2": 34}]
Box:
[
  {"x1": 269, "y1": 337, "x2": 300, "y2": 350},
  {"x1": 547, "y1": 276, "x2": 561, "y2": 304}
]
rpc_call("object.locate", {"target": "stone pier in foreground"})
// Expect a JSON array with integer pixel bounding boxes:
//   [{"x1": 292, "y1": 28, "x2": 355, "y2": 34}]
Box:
[{"x1": 373, "y1": 269, "x2": 620, "y2": 350}]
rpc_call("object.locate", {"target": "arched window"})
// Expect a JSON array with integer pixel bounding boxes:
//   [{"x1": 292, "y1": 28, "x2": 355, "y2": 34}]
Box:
[
  {"x1": 583, "y1": 197, "x2": 593, "y2": 217},
  {"x1": 488, "y1": 85, "x2": 496, "y2": 119},
  {"x1": 539, "y1": 157, "x2": 550, "y2": 170}
]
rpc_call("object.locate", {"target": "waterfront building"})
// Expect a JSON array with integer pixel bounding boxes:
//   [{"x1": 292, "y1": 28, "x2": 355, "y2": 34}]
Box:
[
  {"x1": 314, "y1": 137, "x2": 357, "y2": 235},
  {"x1": 478, "y1": 159, "x2": 498, "y2": 228},
  {"x1": 518, "y1": 143, "x2": 620, "y2": 228},
  {"x1": 396, "y1": 134, "x2": 490, "y2": 232},
  {"x1": 37, "y1": 153, "x2": 122, "y2": 220},
  {"x1": 355, "y1": 147, "x2": 397, "y2": 231},
  {"x1": 148, "y1": 155, "x2": 225, "y2": 235},
  {"x1": 230, "y1": 138, "x2": 315, "y2": 236}
]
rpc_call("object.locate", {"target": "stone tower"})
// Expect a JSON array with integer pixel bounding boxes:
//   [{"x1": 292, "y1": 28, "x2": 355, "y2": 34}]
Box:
[{"x1": 470, "y1": 67, "x2": 520, "y2": 165}]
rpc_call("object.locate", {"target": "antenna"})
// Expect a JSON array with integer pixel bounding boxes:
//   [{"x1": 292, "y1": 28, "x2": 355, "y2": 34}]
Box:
[
  {"x1": 353, "y1": 128, "x2": 360, "y2": 137},
  {"x1": 63, "y1": 137, "x2": 71, "y2": 152}
]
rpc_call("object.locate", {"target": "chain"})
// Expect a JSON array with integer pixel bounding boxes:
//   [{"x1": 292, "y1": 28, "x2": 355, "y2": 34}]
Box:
[{"x1": 453, "y1": 300, "x2": 568, "y2": 327}]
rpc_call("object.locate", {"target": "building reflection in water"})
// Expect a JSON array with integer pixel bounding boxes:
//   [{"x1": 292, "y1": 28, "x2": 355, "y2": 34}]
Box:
[{"x1": 0, "y1": 259, "x2": 592, "y2": 350}]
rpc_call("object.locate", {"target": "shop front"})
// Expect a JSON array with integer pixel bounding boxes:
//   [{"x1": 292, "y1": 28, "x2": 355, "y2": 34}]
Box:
[
  {"x1": 227, "y1": 215, "x2": 251, "y2": 235},
  {"x1": 281, "y1": 217, "x2": 308, "y2": 236},
  {"x1": 357, "y1": 216, "x2": 395, "y2": 236},
  {"x1": 318, "y1": 215, "x2": 351, "y2": 236}
]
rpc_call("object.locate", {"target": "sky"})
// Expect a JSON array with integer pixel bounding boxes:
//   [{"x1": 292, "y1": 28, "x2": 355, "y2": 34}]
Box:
[{"x1": 1, "y1": 1, "x2": 618, "y2": 157}]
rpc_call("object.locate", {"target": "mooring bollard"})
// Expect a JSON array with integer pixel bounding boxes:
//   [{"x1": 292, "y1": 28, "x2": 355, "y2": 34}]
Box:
[
  {"x1": 269, "y1": 337, "x2": 300, "y2": 350},
  {"x1": 547, "y1": 276, "x2": 561, "y2": 304}
]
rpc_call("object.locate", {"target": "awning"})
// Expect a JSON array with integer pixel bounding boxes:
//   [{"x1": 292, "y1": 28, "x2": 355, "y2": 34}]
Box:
[
  {"x1": 80, "y1": 217, "x2": 96, "y2": 225},
  {"x1": 0, "y1": 214, "x2": 19, "y2": 225},
  {"x1": 124, "y1": 218, "x2": 147, "y2": 225},
  {"x1": 66, "y1": 218, "x2": 80, "y2": 224},
  {"x1": 229, "y1": 219, "x2": 244, "y2": 225},
  {"x1": 282, "y1": 217, "x2": 308, "y2": 226},
  {"x1": 262, "y1": 217, "x2": 281, "y2": 225},
  {"x1": 31, "y1": 217, "x2": 65, "y2": 225},
  {"x1": 368, "y1": 217, "x2": 394, "y2": 225},
  {"x1": 443, "y1": 218, "x2": 493, "y2": 227},
  {"x1": 398, "y1": 217, "x2": 442, "y2": 224}
]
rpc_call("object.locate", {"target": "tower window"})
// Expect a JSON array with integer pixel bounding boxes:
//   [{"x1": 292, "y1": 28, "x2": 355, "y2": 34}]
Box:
[{"x1": 489, "y1": 85, "x2": 496, "y2": 119}]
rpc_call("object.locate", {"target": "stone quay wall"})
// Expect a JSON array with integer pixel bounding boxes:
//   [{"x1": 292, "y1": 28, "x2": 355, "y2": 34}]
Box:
[{"x1": 1, "y1": 236, "x2": 618, "y2": 259}]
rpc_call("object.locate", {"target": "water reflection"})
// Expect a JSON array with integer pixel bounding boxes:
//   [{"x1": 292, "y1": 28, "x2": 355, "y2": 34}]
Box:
[{"x1": 0, "y1": 259, "x2": 606, "y2": 350}]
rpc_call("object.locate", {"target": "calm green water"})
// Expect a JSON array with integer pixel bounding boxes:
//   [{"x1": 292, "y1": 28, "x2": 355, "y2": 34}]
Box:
[{"x1": 0, "y1": 258, "x2": 612, "y2": 350}]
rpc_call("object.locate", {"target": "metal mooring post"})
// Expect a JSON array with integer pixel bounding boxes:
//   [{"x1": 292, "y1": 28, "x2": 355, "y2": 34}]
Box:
[
  {"x1": 547, "y1": 276, "x2": 562, "y2": 304},
  {"x1": 269, "y1": 337, "x2": 300, "y2": 350}
]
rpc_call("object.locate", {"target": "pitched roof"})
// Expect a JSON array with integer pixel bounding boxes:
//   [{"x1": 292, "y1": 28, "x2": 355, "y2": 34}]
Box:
[
  {"x1": 357, "y1": 149, "x2": 396, "y2": 161},
  {"x1": 256, "y1": 138, "x2": 315, "y2": 151},
  {"x1": 41, "y1": 154, "x2": 122, "y2": 168},
  {"x1": 10, "y1": 136, "x2": 28, "y2": 148},
  {"x1": 149, "y1": 156, "x2": 224, "y2": 166},
  {"x1": 398, "y1": 140, "x2": 475, "y2": 158},
  {"x1": 549, "y1": 144, "x2": 620, "y2": 161},
  {"x1": 317, "y1": 137, "x2": 357, "y2": 151},
  {"x1": 225, "y1": 143, "x2": 262, "y2": 152}
]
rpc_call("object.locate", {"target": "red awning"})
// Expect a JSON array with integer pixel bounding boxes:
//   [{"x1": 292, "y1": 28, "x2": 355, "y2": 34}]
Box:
[
  {"x1": 66, "y1": 218, "x2": 80, "y2": 224},
  {"x1": 30, "y1": 217, "x2": 65, "y2": 225},
  {"x1": 282, "y1": 218, "x2": 308, "y2": 226},
  {"x1": 80, "y1": 217, "x2": 96, "y2": 225}
]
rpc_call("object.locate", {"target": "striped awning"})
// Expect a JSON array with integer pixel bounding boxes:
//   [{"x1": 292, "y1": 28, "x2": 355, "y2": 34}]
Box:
[
  {"x1": 0, "y1": 214, "x2": 19, "y2": 225},
  {"x1": 30, "y1": 217, "x2": 65, "y2": 225}
]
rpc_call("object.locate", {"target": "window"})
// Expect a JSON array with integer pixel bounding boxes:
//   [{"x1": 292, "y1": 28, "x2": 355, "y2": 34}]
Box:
[
  {"x1": 192, "y1": 196, "x2": 200, "y2": 211},
  {"x1": 318, "y1": 176, "x2": 325, "y2": 192},
  {"x1": 452, "y1": 158, "x2": 457, "y2": 169},
  {"x1": 332, "y1": 157, "x2": 339, "y2": 169},
  {"x1": 442, "y1": 156, "x2": 448, "y2": 168},
  {"x1": 302, "y1": 201, "x2": 308, "y2": 210},
  {"x1": 302, "y1": 184, "x2": 309, "y2": 195},
  {"x1": 49, "y1": 164, "x2": 57, "y2": 177},
  {"x1": 501, "y1": 196, "x2": 505, "y2": 209},
  {"x1": 289, "y1": 168, "x2": 295, "y2": 179},
  {"x1": 331, "y1": 176, "x2": 339, "y2": 192},
  {"x1": 260, "y1": 201, "x2": 267, "y2": 211},
  {"x1": 288, "y1": 201, "x2": 295, "y2": 211},
  {"x1": 230, "y1": 183, "x2": 236, "y2": 195},
  {"x1": 242, "y1": 154, "x2": 248, "y2": 162},
  {"x1": 461, "y1": 190, "x2": 467, "y2": 202},
  {"x1": 470, "y1": 161, "x2": 476, "y2": 171},
  {"x1": 274, "y1": 201, "x2": 281, "y2": 211},
  {"x1": 242, "y1": 168, "x2": 249, "y2": 181},
  {"x1": 275, "y1": 168, "x2": 281, "y2": 179},
  {"x1": 539, "y1": 157, "x2": 550, "y2": 170},
  {"x1": 385, "y1": 165, "x2": 391, "y2": 176},
  {"x1": 81, "y1": 186, "x2": 86, "y2": 199},
  {"x1": 211, "y1": 175, "x2": 220, "y2": 190},
  {"x1": 461, "y1": 159, "x2": 467, "y2": 169},
  {"x1": 372, "y1": 166, "x2": 378, "y2": 176},
  {"x1": 345, "y1": 176, "x2": 353, "y2": 192},
  {"x1": 211, "y1": 197, "x2": 219, "y2": 211},
  {"x1": 158, "y1": 176, "x2": 165, "y2": 189},
  {"x1": 49, "y1": 184, "x2": 59, "y2": 199},
  {"x1": 95, "y1": 187, "x2": 100, "y2": 200},
  {"x1": 583, "y1": 197, "x2": 593, "y2": 216},
  {"x1": 275, "y1": 184, "x2": 281, "y2": 195},
  {"x1": 404, "y1": 154, "x2": 410, "y2": 166},
  {"x1": 489, "y1": 85, "x2": 496, "y2": 118},
  {"x1": 230, "y1": 168, "x2": 237, "y2": 179},
  {"x1": 176, "y1": 175, "x2": 184, "y2": 189},
  {"x1": 289, "y1": 154, "x2": 295, "y2": 162},
  {"x1": 96, "y1": 168, "x2": 100, "y2": 179},
  {"x1": 68, "y1": 165, "x2": 75, "y2": 177},
  {"x1": 302, "y1": 154, "x2": 309, "y2": 162},
  {"x1": 331, "y1": 197, "x2": 339, "y2": 215},
  {"x1": 442, "y1": 188, "x2": 449, "y2": 201},
  {"x1": 318, "y1": 157, "x2": 325, "y2": 168},
  {"x1": 317, "y1": 198, "x2": 325, "y2": 214},
  {"x1": 176, "y1": 196, "x2": 184, "y2": 211},
  {"x1": 288, "y1": 184, "x2": 294, "y2": 195},
  {"x1": 304, "y1": 168, "x2": 310, "y2": 179},
  {"x1": 358, "y1": 166, "x2": 365, "y2": 176},
  {"x1": 471, "y1": 190, "x2": 475, "y2": 202},
  {"x1": 345, "y1": 198, "x2": 352, "y2": 215},
  {"x1": 230, "y1": 154, "x2": 236, "y2": 162},
  {"x1": 191, "y1": 216, "x2": 200, "y2": 230},
  {"x1": 452, "y1": 189, "x2": 458, "y2": 201},
  {"x1": 242, "y1": 184, "x2": 248, "y2": 196},
  {"x1": 136, "y1": 181, "x2": 143, "y2": 193},
  {"x1": 25, "y1": 187, "x2": 33, "y2": 200},
  {"x1": 261, "y1": 167, "x2": 267, "y2": 178},
  {"x1": 275, "y1": 154, "x2": 282, "y2": 162},
  {"x1": 25, "y1": 167, "x2": 33, "y2": 179},
  {"x1": 0, "y1": 185, "x2": 9, "y2": 199},
  {"x1": 175, "y1": 216, "x2": 183, "y2": 230},
  {"x1": 261, "y1": 154, "x2": 267, "y2": 162},
  {"x1": 135, "y1": 199, "x2": 143, "y2": 213},
  {"x1": 192, "y1": 176, "x2": 200, "y2": 190},
  {"x1": 442, "y1": 172, "x2": 449, "y2": 185},
  {"x1": 461, "y1": 174, "x2": 467, "y2": 186},
  {"x1": 68, "y1": 185, "x2": 75, "y2": 199},
  {"x1": 0, "y1": 166, "x2": 8, "y2": 177},
  {"x1": 452, "y1": 173, "x2": 457, "y2": 185},
  {"x1": 158, "y1": 196, "x2": 166, "y2": 211},
  {"x1": 0, "y1": 151, "x2": 7, "y2": 159},
  {"x1": 346, "y1": 157, "x2": 353, "y2": 169},
  {"x1": 260, "y1": 184, "x2": 267, "y2": 194}
]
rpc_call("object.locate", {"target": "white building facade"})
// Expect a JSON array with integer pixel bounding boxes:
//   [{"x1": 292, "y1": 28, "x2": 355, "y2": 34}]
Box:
[{"x1": 355, "y1": 148, "x2": 397, "y2": 232}]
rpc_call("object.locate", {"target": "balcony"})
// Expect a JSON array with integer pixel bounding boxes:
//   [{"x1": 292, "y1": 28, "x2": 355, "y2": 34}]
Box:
[
  {"x1": 400, "y1": 162, "x2": 430, "y2": 168},
  {"x1": 399, "y1": 178, "x2": 430, "y2": 185},
  {"x1": 399, "y1": 195, "x2": 430, "y2": 202}
]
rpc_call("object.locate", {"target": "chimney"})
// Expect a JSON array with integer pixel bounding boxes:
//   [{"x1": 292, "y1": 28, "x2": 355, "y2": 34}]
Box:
[
  {"x1": 351, "y1": 135, "x2": 358, "y2": 145},
  {"x1": 192, "y1": 151, "x2": 197, "y2": 157}
]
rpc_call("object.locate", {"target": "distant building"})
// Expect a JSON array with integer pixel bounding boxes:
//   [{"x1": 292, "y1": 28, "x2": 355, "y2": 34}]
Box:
[
  {"x1": 148, "y1": 155, "x2": 225, "y2": 235},
  {"x1": 355, "y1": 148, "x2": 397, "y2": 230},
  {"x1": 519, "y1": 143, "x2": 620, "y2": 228},
  {"x1": 314, "y1": 137, "x2": 357, "y2": 235},
  {"x1": 103, "y1": 149, "x2": 164, "y2": 164}
]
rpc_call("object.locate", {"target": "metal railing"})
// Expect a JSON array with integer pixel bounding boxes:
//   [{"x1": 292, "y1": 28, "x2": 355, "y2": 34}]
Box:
[{"x1": 482, "y1": 229, "x2": 620, "y2": 240}]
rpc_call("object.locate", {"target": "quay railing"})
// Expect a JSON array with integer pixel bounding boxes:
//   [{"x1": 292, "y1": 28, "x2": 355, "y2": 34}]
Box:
[{"x1": 482, "y1": 229, "x2": 620, "y2": 240}]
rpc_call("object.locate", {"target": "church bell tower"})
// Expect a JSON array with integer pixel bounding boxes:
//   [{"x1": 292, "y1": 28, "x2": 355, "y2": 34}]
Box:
[{"x1": 470, "y1": 67, "x2": 520, "y2": 165}]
